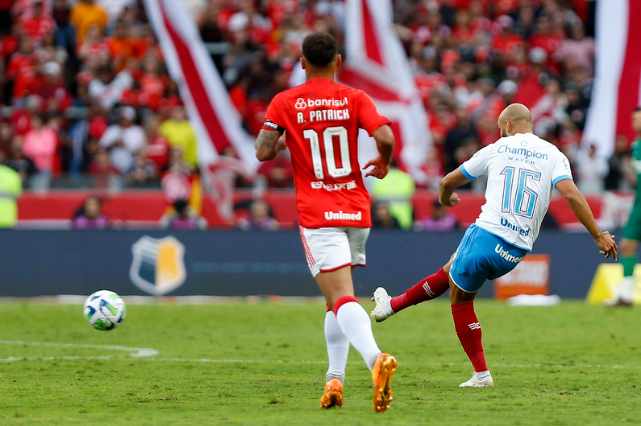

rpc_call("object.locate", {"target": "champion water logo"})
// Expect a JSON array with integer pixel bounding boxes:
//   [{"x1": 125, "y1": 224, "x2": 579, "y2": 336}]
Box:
[
  {"x1": 498, "y1": 144, "x2": 548, "y2": 160},
  {"x1": 130, "y1": 236, "x2": 186, "y2": 296}
]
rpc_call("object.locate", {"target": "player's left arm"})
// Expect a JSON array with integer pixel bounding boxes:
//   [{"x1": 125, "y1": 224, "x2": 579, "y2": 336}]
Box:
[
  {"x1": 439, "y1": 168, "x2": 471, "y2": 207},
  {"x1": 555, "y1": 179, "x2": 618, "y2": 260},
  {"x1": 362, "y1": 125, "x2": 394, "y2": 179},
  {"x1": 255, "y1": 129, "x2": 286, "y2": 162}
]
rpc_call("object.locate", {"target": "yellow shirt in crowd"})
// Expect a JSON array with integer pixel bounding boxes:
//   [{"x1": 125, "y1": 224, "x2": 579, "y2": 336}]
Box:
[
  {"x1": 0, "y1": 165, "x2": 22, "y2": 228},
  {"x1": 159, "y1": 120, "x2": 199, "y2": 168},
  {"x1": 70, "y1": 1, "x2": 108, "y2": 41}
]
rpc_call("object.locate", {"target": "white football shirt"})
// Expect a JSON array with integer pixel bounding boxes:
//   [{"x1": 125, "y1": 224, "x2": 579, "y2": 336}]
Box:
[{"x1": 460, "y1": 132, "x2": 572, "y2": 251}]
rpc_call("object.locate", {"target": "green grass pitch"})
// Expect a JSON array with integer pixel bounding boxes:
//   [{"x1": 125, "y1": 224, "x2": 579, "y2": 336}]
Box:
[{"x1": 1, "y1": 300, "x2": 640, "y2": 425}]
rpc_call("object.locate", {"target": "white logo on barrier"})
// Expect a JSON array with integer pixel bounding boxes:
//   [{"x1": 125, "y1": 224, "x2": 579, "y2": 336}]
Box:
[{"x1": 130, "y1": 236, "x2": 186, "y2": 296}]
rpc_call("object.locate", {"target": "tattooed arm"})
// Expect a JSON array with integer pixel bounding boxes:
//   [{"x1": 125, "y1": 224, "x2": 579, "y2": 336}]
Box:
[{"x1": 255, "y1": 129, "x2": 286, "y2": 162}]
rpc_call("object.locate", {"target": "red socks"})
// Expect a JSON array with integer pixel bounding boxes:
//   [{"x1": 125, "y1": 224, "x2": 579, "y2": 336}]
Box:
[
  {"x1": 452, "y1": 302, "x2": 488, "y2": 372},
  {"x1": 390, "y1": 268, "x2": 450, "y2": 313}
]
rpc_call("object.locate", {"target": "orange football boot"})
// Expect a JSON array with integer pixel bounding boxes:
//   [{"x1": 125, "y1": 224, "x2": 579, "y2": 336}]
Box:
[
  {"x1": 320, "y1": 378, "x2": 343, "y2": 409},
  {"x1": 371, "y1": 353, "x2": 397, "y2": 413}
]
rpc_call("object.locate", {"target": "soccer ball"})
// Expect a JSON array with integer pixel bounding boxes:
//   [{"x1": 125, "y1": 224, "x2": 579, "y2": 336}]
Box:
[{"x1": 83, "y1": 290, "x2": 126, "y2": 331}]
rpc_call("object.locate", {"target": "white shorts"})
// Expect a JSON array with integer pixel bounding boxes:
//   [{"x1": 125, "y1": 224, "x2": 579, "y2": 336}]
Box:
[{"x1": 299, "y1": 226, "x2": 370, "y2": 277}]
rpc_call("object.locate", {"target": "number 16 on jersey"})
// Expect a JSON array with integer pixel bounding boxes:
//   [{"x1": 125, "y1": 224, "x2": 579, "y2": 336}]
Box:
[{"x1": 500, "y1": 167, "x2": 541, "y2": 219}]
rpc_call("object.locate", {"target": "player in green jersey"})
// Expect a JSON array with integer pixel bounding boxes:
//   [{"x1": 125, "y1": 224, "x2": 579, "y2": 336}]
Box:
[{"x1": 608, "y1": 107, "x2": 641, "y2": 306}]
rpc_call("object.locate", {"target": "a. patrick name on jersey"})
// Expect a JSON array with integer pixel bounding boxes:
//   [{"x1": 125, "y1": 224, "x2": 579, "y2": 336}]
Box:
[{"x1": 294, "y1": 97, "x2": 350, "y2": 124}]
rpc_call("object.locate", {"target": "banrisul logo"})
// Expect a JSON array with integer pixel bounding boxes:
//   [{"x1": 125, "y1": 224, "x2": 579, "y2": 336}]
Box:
[{"x1": 130, "y1": 236, "x2": 186, "y2": 296}]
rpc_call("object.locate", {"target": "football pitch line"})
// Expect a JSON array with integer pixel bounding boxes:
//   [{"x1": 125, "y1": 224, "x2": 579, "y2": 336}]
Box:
[
  {"x1": 145, "y1": 358, "x2": 641, "y2": 370},
  {"x1": 1, "y1": 341, "x2": 640, "y2": 370},
  {"x1": 0, "y1": 340, "x2": 158, "y2": 361}
]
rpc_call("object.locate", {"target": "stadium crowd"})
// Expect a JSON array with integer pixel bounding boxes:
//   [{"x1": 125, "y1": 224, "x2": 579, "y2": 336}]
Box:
[{"x1": 0, "y1": 0, "x2": 628, "y2": 199}]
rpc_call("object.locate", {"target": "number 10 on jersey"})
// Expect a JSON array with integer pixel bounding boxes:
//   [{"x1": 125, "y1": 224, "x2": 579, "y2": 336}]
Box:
[
  {"x1": 500, "y1": 167, "x2": 541, "y2": 219},
  {"x1": 304, "y1": 126, "x2": 351, "y2": 179}
]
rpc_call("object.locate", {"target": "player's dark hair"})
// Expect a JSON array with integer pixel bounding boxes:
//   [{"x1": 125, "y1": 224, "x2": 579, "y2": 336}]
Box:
[
  {"x1": 634, "y1": 106, "x2": 641, "y2": 113},
  {"x1": 302, "y1": 33, "x2": 338, "y2": 67}
]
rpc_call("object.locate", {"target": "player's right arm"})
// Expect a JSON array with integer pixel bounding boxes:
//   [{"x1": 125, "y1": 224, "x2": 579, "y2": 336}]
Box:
[
  {"x1": 255, "y1": 129, "x2": 286, "y2": 162},
  {"x1": 555, "y1": 179, "x2": 618, "y2": 260},
  {"x1": 362, "y1": 125, "x2": 394, "y2": 179},
  {"x1": 256, "y1": 94, "x2": 287, "y2": 162},
  {"x1": 440, "y1": 144, "x2": 492, "y2": 207}
]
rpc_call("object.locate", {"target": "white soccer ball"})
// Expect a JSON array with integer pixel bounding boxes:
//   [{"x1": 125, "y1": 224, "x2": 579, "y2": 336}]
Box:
[{"x1": 83, "y1": 290, "x2": 126, "y2": 331}]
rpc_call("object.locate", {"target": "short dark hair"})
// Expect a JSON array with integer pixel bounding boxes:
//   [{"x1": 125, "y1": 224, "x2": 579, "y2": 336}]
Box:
[
  {"x1": 634, "y1": 107, "x2": 641, "y2": 113},
  {"x1": 302, "y1": 33, "x2": 338, "y2": 67}
]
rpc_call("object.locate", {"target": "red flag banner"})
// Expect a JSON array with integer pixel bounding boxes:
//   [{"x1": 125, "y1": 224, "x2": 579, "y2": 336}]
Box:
[
  {"x1": 340, "y1": 0, "x2": 432, "y2": 182},
  {"x1": 143, "y1": 0, "x2": 259, "y2": 174},
  {"x1": 583, "y1": 0, "x2": 641, "y2": 156}
]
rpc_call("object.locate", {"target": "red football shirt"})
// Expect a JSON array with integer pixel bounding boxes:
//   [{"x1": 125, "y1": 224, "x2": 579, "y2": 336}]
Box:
[{"x1": 262, "y1": 78, "x2": 390, "y2": 228}]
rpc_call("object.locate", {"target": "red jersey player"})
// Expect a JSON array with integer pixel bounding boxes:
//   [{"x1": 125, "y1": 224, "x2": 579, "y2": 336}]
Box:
[{"x1": 255, "y1": 33, "x2": 397, "y2": 413}]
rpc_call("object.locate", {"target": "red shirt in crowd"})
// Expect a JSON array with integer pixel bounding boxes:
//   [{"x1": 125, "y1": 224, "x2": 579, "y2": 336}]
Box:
[
  {"x1": 0, "y1": 32, "x2": 19, "y2": 59},
  {"x1": 19, "y1": 12, "x2": 56, "y2": 44},
  {"x1": 6, "y1": 52, "x2": 36, "y2": 98}
]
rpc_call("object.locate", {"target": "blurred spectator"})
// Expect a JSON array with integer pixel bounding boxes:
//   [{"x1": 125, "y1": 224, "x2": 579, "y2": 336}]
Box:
[
  {"x1": 99, "y1": 0, "x2": 135, "y2": 24},
  {"x1": 6, "y1": 136, "x2": 37, "y2": 187},
  {"x1": 0, "y1": 160, "x2": 22, "y2": 228},
  {"x1": 36, "y1": 61, "x2": 71, "y2": 112},
  {"x1": 9, "y1": 95, "x2": 41, "y2": 136},
  {"x1": 161, "y1": 149, "x2": 193, "y2": 204},
  {"x1": 416, "y1": 146, "x2": 444, "y2": 191},
  {"x1": 255, "y1": 148, "x2": 293, "y2": 189},
  {"x1": 77, "y1": 24, "x2": 108, "y2": 62},
  {"x1": 23, "y1": 115, "x2": 57, "y2": 190},
  {"x1": 415, "y1": 200, "x2": 459, "y2": 231},
  {"x1": 107, "y1": 20, "x2": 135, "y2": 72},
  {"x1": 564, "y1": 82, "x2": 588, "y2": 131},
  {"x1": 88, "y1": 65, "x2": 133, "y2": 109},
  {"x1": 126, "y1": 149, "x2": 158, "y2": 188},
  {"x1": 237, "y1": 199, "x2": 278, "y2": 231},
  {"x1": 605, "y1": 135, "x2": 634, "y2": 191},
  {"x1": 70, "y1": 0, "x2": 108, "y2": 43},
  {"x1": 198, "y1": 2, "x2": 224, "y2": 42},
  {"x1": 6, "y1": 35, "x2": 36, "y2": 100},
  {"x1": 557, "y1": 23, "x2": 594, "y2": 75},
  {"x1": 52, "y1": 0, "x2": 75, "y2": 54},
  {"x1": 145, "y1": 114, "x2": 169, "y2": 171},
  {"x1": 371, "y1": 165, "x2": 415, "y2": 230},
  {"x1": 371, "y1": 201, "x2": 401, "y2": 230},
  {"x1": 0, "y1": 123, "x2": 12, "y2": 153},
  {"x1": 98, "y1": 106, "x2": 146, "y2": 174},
  {"x1": 19, "y1": 0, "x2": 55, "y2": 46},
  {"x1": 0, "y1": 24, "x2": 21, "y2": 70},
  {"x1": 160, "y1": 199, "x2": 207, "y2": 230},
  {"x1": 443, "y1": 107, "x2": 478, "y2": 173},
  {"x1": 88, "y1": 148, "x2": 120, "y2": 190},
  {"x1": 576, "y1": 144, "x2": 608, "y2": 195},
  {"x1": 158, "y1": 106, "x2": 198, "y2": 169},
  {"x1": 72, "y1": 195, "x2": 109, "y2": 229}
]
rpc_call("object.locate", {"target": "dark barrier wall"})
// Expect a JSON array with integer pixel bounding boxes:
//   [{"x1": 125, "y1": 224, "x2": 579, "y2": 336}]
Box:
[{"x1": 0, "y1": 230, "x2": 608, "y2": 298}]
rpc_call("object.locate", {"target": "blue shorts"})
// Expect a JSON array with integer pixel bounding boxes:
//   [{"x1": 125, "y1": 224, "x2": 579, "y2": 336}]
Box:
[{"x1": 449, "y1": 224, "x2": 528, "y2": 293}]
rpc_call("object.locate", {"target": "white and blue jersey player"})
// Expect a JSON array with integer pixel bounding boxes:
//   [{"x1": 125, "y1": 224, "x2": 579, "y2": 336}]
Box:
[
  {"x1": 371, "y1": 104, "x2": 618, "y2": 388},
  {"x1": 451, "y1": 127, "x2": 573, "y2": 292}
]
